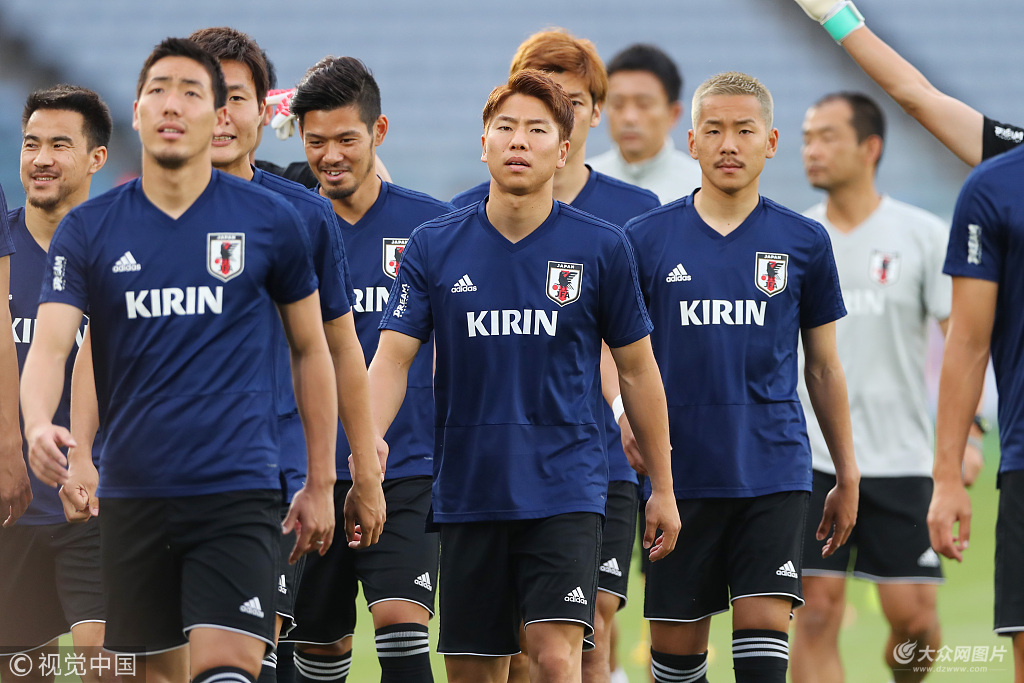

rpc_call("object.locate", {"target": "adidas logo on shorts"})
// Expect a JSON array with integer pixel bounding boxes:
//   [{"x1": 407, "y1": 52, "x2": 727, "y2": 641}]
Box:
[
  {"x1": 239, "y1": 597, "x2": 265, "y2": 618},
  {"x1": 917, "y1": 548, "x2": 941, "y2": 568},
  {"x1": 564, "y1": 587, "x2": 588, "y2": 605},
  {"x1": 414, "y1": 572, "x2": 433, "y2": 590},
  {"x1": 599, "y1": 558, "x2": 622, "y2": 577},
  {"x1": 112, "y1": 251, "x2": 142, "y2": 273},
  {"x1": 775, "y1": 560, "x2": 799, "y2": 579},
  {"x1": 278, "y1": 574, "x2": 287, "y2": 595},
  {"x1": 665, "y1": 263, "x2": 691, "y2": 282},
  {"x1": 450, "y1": 275, "x2": 477, "y2": 293}
]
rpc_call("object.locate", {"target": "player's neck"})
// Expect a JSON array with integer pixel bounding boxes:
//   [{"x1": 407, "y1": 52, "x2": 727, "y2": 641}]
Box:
[
  {"x1": 485, "y1": 180, "x2": 555, "y2": 244},
  {"x1": 140, "y1": 152, "x2": 214, "y2": 220},
  {"x1": 24, "y1": 195, "x2": 85, "y2": 252},
  {"x1": 824, "y1": 180, "x2": 882, "y2": 233},
  {"x1": 216, "y1": 157, "x2": 255, "y2": 182},
  {"x1": 621, "y1": 138, "x2": 665, "y2": 165},
  {"x1": 552, "y1": 152, "x2": 590, "y2": 204},
  {"x1": 326, "y1": 173, "x2": 382, "y2": 226},
  {"x1": 692, "y1": 178, "x2": 761, "y2": 236}
]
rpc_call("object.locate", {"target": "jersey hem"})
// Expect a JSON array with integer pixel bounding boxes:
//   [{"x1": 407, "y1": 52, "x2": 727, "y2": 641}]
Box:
[
  {"x1": 96, "y1": 483, "x2": 281, "y2": 498},
  {"x1": 672, "y1": 482, "x2": 811, "y2": 498},
  {"x1": 432, "y1": 503, "x2": 607, "y2": 523}
]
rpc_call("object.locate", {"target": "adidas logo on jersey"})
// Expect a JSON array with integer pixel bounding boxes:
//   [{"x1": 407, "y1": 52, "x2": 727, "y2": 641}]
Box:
[
  {"x1": 564, "y1": 587, "x2": 588, "y2": 605},
  {"x1": 776, "y1": 561, "x2": 799, "y2": 578},
  {"x1": 414, "y1": 572, "x2": 433, "y2": 590},
  {"x1": 278, "y1": 575, "x2": 287, "y2": 595},
  {"x1": 665, "y1": 264, "x2": 691, "y2": 282},
  {"x1": 599, "y1": 558, "x2": 622, "y2": 577},
  {"x1": 239, "y1": 597, "x2": 265, "y2": 618},
  {"x1": 451, "y1": 275, "x2": 477, "y2": 293},
  {"x1": 112, "y1": 251, "x2": 142, "y2": 273},
  {"x1": 680, "y1": 299, "x2": 766, "y2": 326},
  {"x1": 917, "y1": 548, "x2": 941, "y2": 568}
]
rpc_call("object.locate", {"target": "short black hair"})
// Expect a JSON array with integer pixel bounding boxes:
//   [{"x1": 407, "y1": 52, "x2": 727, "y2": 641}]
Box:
[
  {"x1": 136, "y1": 37, "x2": 227, "y2": 109},
  {"x1": 814, "y1": 91, "x2": 886, "y2": 145},
  {"x1": 262, "y1": 49, "x2": 277, "y2": 91},
  {"x1": 189, "y1": 27, "x2": 270, "y2": 103},
  {"x1": 22, "y1": 85, "x2": 112, "y2": 149},
  {"x1": 606, "y1": 43, "x2": 682, "y2": 103},
  {"x1": 290, "y1": 56, "x2": 381, "y2": 130}
]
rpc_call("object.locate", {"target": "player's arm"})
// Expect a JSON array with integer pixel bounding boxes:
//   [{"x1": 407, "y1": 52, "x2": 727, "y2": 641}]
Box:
[
  {"x1": 367, "y1": 330, "x2": 422, "y2": 437},
  {"x1": 793, "y1": 0, "x2": 985, "y2": 166},
  {"x1": 20, "y1": 302, "x2": 83, "y2": 490},
  {"x1": 277, "y1": 291, "x2": 339, "y2": 562},
  {"x1": 323, "y1": 311, "x2": 386, "y2": 549},
  {"x1": 600, "y1": 342, "x2": 645, "y2": 474},
  {"x1": 928, "y1": 277, "x2": 995, "y2": 562},
  {"x1": 608, "y1": 336, "x2": 680, "y2": 561},
  {"x1": 0, "y1": 256, "x2": 28, "y2": 527},
  {"x1": 61, "y1": 324, "x2": 100, "y2": 522},
  {"x1": 937, "y1": 317, "x2": 986, "y2": 486},
  {"x1": 801, "y1": 320, "x2": 859, "y2": 558}
]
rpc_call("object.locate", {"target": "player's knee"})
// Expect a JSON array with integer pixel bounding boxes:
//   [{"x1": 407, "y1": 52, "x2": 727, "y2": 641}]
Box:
[
  {"x1": 531, "y1": 646, "x2": 576, "y2": 680},
  {"x1": 890, "y1": 608, "x2": 939, "y2": 642}
]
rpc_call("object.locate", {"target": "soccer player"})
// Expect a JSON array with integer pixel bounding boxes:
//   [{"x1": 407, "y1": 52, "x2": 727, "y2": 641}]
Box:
[
  {"x1": 790, "y1": 0, "x2": 1024, "y2": 166},
  {"x1": 368, "y1": 68, "x2": 680, "y2": 683},
  {"x1": 451, "y1": 27, "x2": 659, "y2": 683},
  {"x1": 22, "y1": 38, "x2": 339, "y2": 683},
  {"x1": 0, "y1": 181, "x2": 22, "y2": 537},
  {"x1": 280, "y1": 55, "x2": 454, "y2": 683},
  {"x1": 790, "y1": 91, "x2": 984, "y2": 682},
  {"x1": 929, "y1": 145, "x2": 1024, "y2": 682},
  {"x1": 0, "y1": 86, "x2": 109, "y2": 683},
  {"x1": 588, "y1": 44, "x2": 702, "y2": 203},
  {"x1": 624, "y1": 72, "x2": 859, "y2": 683}
]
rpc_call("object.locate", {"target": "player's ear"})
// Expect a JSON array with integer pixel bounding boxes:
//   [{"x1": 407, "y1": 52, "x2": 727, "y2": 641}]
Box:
[
  {"x1": 373, "y1": 115, "x2": 389, "y2": 148},
  {"x1": 688, "y1": 128, "x2": 697, "y2": 159},
  {"x1": 590, "y1": 101, "x2": 602, "y2": 129},
  {"x1": 89, "y1": 146, "x2": 108, "y2": 175},
  {"x1": 669, "y1": 101, "x2": 683, "y2": 127},
  {"x1": 766, "y1": 128, "x2": 779, "y2": 159},
  {"x1": 556, "y1": 139, "x2": 569, "y2": 169},
  {"x1": 132, "y1": 101, "x2": 140, "y2": 131},
  {"x1": 480, "y1": 132, "x2": 487, "y2": 163}
]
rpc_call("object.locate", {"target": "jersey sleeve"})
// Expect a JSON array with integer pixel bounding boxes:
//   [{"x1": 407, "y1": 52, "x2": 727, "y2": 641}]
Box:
[
  {"x1": 268, "y1": 202, "x2": 319, "y2": 305},
  {"x1": 944, "y1": 170, "x2": 1002, "y2": 283},
  {"x1": 599, "y1": 229, "x2": 654, "y2": 348},
  {"x1": 982, "y1": 116, "x2": 1024, "y2": 162},
  {"x1": 0, "y1": 184, "x2": 14, "y2": 258},
  {"x1": 922, "y1": 219, "x2": 953, "y2": 322},
  {"x1": 800, "y1": 226, "x2": 846, "y2": 329},
  {"x1": 379, "y1": 228, "x2": 433, "y2": 342},
  {"x1": 40, "y1": 211, "x2": 89, "y2": 312},
  {"x1": 311, "y1": 202, "x2": 353, "y2": 321}
]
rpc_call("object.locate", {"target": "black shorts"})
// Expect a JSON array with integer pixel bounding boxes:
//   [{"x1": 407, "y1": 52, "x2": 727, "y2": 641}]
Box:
[
  {"x1": 275, "y1": 506, "x2": 305, "y2": 638},
  {"x1": 0, "y1": 519, "x2": 104, "y2": 654},
  {"x1": 645, "y1": 491, "x2": 808, "y2": 622},
  {"x1": 803, "y1": 471, "x2": 943, "y2": 583},
  {"x1": 599, "y1": 480, "x2": 638, "y2": 607},
  {"x1": 437, "y1": 512, "x2": 601, "y2": 656},
  {"x1": 100, "y1": 490, "x2": 280, "y2": 654},
  {"x1": 995, "y1": 470, "x2": 1024, "y2": 635},
  {"x1": 284, "y1": 476, "x2": 438, "y2": 645}
]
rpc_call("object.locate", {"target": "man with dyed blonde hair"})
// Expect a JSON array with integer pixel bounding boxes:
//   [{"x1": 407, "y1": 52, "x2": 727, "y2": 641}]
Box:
[{"x1": 623, "y1": 71, "x2": 858, "y2": 682}]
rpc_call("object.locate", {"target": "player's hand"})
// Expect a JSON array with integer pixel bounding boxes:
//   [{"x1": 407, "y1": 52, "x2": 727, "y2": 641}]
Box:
[
  {"x1": 817, "y1": 479, "x2": 858, "y2": 558},
  {"x1": 643, "y1": 489, "x2": 680, "y2": 562},
  {"x1": 283, "y1": 481, "x2": 335, "y2": 564},
  {"x1": 0, "y1": 446, "x2": 32, "y2": 528},
  {"x1": 25, "y1": 423, "x2": 76, "y2": 489},
  {"x1": 343, "y1": 476, "x2": 386, "y2": 549},
  {"x1": 962, "y1": 444, "x2": 984, "y2": 487},
  {"x1": 927, "y1": 479, "x2": 971, "y2": 562},
  {"x1": 618, "y1": 415, "x2": 647, "y2": 477},
  {"x1": 793, "y1": 0, "x2": 843, "y2": 22},
  {"x1": 59, "y1": 452, "x2": 99, "y2": 522}
]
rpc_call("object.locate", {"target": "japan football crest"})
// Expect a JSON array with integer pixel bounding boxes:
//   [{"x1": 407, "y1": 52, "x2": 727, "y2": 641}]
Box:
[
  {"x1": 869, "y1": 250, "x2": 901, "y2": 285},
  {"x1": 547, "y1": 261, "x2": 583, "y2": 306},
  {"x1": 208, "y1": 233, "x2": 245, "y2": 282},
  {"x1": 755, "y1": 252, "x2": 788, "y2": 297},
  {"x1": 383, "y1": 238, "x2": 408, "y2": 280}
]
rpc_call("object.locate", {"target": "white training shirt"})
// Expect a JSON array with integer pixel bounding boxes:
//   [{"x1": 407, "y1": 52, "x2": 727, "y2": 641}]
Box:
[{"x1": 588, "y1": 137, "x2": 702, "y2": 204}]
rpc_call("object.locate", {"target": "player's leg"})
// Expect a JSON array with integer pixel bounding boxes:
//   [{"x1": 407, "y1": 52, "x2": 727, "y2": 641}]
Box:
[
  {"x1": 728, "y1": 492, "x2": 810, "y2": 683},
  {"x1": 993, "y1": 472, "x2": 1024, "y2": 683},
  {"x1": 437, "y1": 521, "x2": 518, "y2": 683},
  {"x1": 286, "y1": 483, "x2": 357, "y2": 683},
  {"x1": 524, "y1": 622, "x2": 585, "y2": 683},
  {"x1": 876, "y1": 584, "x2": 939, "y2": 682},
  {"x1": 791, "y1": 471, "x2": 853, "y2": 683},
  {"x1": 506, "y1": 625, "x2": 529, "y2": 683},
  {"x1": 585, "y1": 480, "x2": 638, "y2": 683},
  {"x1": 1014, "y1": 633, "x2": 1024, "y2": 683},
  {"x1": 359, "y1": 477, "x2": 437, "y2": 683},
  {"x1": 264, "y1": 501, "x2": 304, "y2": 683},
  {"x1": 646, "y1": 497, "x2": 731, "y2": 683}
]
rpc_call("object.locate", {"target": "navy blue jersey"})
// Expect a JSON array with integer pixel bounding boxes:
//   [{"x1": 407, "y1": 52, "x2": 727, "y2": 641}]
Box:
[
  {"x1": 253, "y1": 167, "x2": 352, "y2": 501},
  {"x1": 944, "y1": 144, "x2": 1024, "y2": 475},
  {"x1": 626, "y1": 195, "x2": 845, "y2": 499},
  {"x1": 452, "y1": 170, "x2": 660, "y2": 484},
  {"x1": 40, "y1": 172, "x2": 318, "y2": 498},
  {"x1": 9, "y1": 209, "x2": 87, "y2": 524},
  {"x1": 336, "y1": 182, "x2": 453, "y2": 480},
  {"x1": 379, "y1": 200, "x2": 653, "y2": 522}
]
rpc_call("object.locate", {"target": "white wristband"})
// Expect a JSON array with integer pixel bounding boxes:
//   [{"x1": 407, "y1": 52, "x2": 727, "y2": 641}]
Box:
[{"x1": 611, "y1": 395, "x2": 625, "y2": 423}]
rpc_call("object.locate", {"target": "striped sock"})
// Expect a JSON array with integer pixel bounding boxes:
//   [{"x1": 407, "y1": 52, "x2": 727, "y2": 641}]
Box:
[
  {"x1": 294, "y1": 650, "x2": 351, "y2": 683},
  {"x1": 375, "y1": 622, "x2": 433, "y2": 682},
  {"x1": 256, "y1": 651, "x2": 277, "y2": 683},
  {"x1": 732, "y1": 629, "x2": 789, "y2": 682},
  {"x1": 192, "y1": 666, "x2": 256, "y2": 683},
  {"x1": 650, "y1": 649, "x2": 708, "y2": 682}
]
